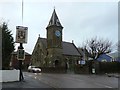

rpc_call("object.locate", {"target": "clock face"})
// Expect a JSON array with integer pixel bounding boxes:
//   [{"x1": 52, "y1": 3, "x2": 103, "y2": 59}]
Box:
[{"x1": 55, "y1": 30, "x2": 61, "y2": 37}]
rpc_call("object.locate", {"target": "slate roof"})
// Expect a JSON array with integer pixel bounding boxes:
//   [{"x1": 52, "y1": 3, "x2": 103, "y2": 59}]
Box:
[
  {"x1": 38, "y1": 37, "x2": 81, "y2": 56},
  {"x1": 62, "y1": 41, "x2": 80, "y2": 56},
  {"x1": 47, "y1": 9, "x2": 63, "y2": 28},
  {"x1": 97, "y1": 54, "x2": 113, "y2": 62},
  {"x1": 12, "y1": 51, "x2": 31, "y2": 56}
]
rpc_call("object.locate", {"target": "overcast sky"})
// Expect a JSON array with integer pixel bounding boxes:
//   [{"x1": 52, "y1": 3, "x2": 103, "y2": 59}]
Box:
[{"x1": 0, "y1": 0, "x2": 119, "y2": 54}]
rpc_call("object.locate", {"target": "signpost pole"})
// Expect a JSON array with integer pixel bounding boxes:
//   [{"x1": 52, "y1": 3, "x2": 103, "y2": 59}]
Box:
[
  {"x1": 18, "y1": 43, "x2": 24, "y2": 81},
  {"x1": 16, "y1": 26, "x2": 28, "y2": 81}
]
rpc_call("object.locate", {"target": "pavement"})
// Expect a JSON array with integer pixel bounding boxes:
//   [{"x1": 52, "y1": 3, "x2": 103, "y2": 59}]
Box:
[{"x1": 106, "y1": 73, "x2": 120, "y2": 78}]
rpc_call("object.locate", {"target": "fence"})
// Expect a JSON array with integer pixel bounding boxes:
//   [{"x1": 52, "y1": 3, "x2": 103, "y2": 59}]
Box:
[
  {"x1": 99, "y1": 61, "x2": 120, "y2": 73},
  {"x1": 74, "y1": 61, "x2": 120, "y2": 74}
]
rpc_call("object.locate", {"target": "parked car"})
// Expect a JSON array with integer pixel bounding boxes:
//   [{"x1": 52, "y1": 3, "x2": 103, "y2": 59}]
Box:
[{"x1": 28, "y1": 66, "x2": 41, "y2": 73}]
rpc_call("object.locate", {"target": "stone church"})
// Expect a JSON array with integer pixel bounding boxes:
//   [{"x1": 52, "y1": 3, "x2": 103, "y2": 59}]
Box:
[{"x1": 31, "y1": 9, "x2": 82, "y2": 72}]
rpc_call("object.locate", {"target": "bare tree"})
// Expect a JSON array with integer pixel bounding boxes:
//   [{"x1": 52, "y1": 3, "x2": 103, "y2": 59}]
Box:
[{"x1": 81, "y1": 37, "x2": 112, "y2": 60}]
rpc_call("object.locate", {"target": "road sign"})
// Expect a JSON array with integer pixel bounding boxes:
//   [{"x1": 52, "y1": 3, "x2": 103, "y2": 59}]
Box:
[
  {"x1": 17, "y1": 49, "x2": 25, "y2": 60},
  {"x1": 16, "y1": 26, "x2": 28, "y2": 43},
  {"x1": 78, "y1": 60, "x2": 86, "y2": 65}
]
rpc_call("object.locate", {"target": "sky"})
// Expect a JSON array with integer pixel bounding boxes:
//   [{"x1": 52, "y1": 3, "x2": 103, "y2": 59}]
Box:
[{"x1": 0, "y1": 0, "x2": 119, "y2": 54}]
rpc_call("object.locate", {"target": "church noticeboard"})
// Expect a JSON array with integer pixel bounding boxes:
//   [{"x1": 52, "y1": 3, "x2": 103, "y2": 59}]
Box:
[{"x1": 16, "y1": 26, "x2": 28, "y2": 43}]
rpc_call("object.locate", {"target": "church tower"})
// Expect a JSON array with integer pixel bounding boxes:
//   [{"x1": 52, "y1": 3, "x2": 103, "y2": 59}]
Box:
[{"x1": 46, "y1": 9, "x2": 64, "y2": 67}]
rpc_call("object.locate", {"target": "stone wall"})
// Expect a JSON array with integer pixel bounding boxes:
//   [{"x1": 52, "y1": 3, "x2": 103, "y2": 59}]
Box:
[{"x1": 41, "y1": 67, "x2": 67, "y2": 73}]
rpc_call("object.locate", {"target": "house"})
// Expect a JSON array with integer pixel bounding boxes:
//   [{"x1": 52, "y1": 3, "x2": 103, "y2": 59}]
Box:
[
  {"x1": 97, "y1": 54, "x2": 113, "y2": 62},
  {"x1": 78, "y1": 48, "x2": 114, "y2": 62},
  {"x1": 10, "y1": 51, "x2": 31, "y2": 69},
  {"x1": 108, "y1": 51, "x2": 120, "y2": 62}
]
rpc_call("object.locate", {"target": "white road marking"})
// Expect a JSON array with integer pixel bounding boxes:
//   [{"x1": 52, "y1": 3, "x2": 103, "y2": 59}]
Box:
[
  {"x1": 104, "y1": 85, "x2": 113, "y2": 88},
  {"x1": 28, "y1": 74, "x2": 32, "y2": 77},
  {"x1": 34, "y1": 76, "x2": 37, "y2": 79},
  {"x1": 34, "y1": 73, "x2": 37, "y2": 75},
  {"x1": 95, "y1": 83, "x2": 113, "y2": 88}
]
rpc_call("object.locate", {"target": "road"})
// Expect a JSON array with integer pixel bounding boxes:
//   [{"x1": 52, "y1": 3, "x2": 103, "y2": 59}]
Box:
[{"x1": 2, "y1": 72, "x2": 119, "y2": 88}]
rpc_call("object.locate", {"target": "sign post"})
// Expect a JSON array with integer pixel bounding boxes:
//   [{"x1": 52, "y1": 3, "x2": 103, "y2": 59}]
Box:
[
  {"x1": 16, "y1": 26, "x2": 28, "y2": 81},
  {"x1": 17, "y1": 43, "x2": 24, "y2": 81}
]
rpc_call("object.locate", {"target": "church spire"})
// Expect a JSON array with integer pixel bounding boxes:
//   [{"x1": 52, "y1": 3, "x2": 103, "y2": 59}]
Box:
[{"x1": 46, "y1": 9, "x2": 63, "y2": 28}]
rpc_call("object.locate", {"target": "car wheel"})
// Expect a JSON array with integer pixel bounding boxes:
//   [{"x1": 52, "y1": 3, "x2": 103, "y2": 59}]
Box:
[{"x1": 32, "y1": 70, "x2": 35, "y2": 73}]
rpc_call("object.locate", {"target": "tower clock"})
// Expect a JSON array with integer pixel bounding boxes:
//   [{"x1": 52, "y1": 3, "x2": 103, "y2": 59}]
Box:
[{"x1": 55, "y1": 30, "x2": 61, "y2": 37}]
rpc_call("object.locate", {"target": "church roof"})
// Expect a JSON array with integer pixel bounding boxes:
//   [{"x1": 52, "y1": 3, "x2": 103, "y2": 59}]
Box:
[
  {"x1": 47, "y1": 9, "x2": 63, "y2": 28},
  {"x1": 62, "y1": 42, "x2": 81, "y2": 56},
  {"x1": 37, "y1": 37, "x2": 81, "y2": 56}
]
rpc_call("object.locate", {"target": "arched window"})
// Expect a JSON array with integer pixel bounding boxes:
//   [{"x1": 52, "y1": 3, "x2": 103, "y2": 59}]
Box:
[{"x1": 55, "y1": 60, "x2": 59, "y2": 67}]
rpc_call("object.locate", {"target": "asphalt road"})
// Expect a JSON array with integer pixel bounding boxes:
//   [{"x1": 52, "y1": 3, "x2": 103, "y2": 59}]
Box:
[{"x1": 2, "y1": 72, "x2": 119, "y2": 89}]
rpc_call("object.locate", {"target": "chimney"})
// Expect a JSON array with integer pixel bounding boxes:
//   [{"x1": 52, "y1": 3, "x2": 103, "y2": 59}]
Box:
[
  {"x1": 39, "y1": 34, "x2": 40, "y2": 37},
  {"x1": 72, "y1": 40, "x2": 74, "y2": 43}
]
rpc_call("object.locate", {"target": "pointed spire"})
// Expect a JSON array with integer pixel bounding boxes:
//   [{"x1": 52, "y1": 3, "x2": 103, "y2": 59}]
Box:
[{"x1": 47, "y1": 9, "x2": 63, "y2": 28}]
